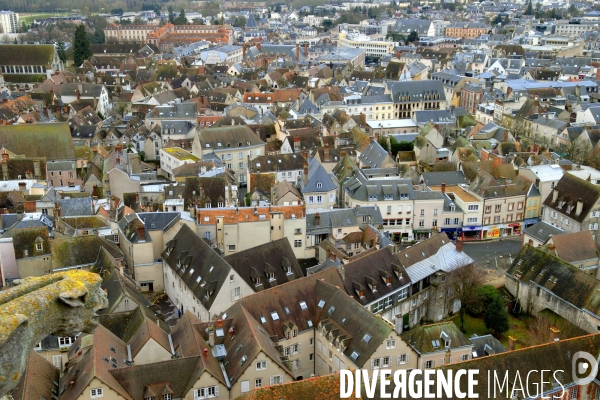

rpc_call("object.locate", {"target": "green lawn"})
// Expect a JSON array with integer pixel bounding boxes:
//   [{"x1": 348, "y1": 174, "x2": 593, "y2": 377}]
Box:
[
  {"x1": 450, "y1": 313, "x2": 530, "y2": 350},
  {"x1": 20, "y1": 13, "x2": 70, "y2": 24}
]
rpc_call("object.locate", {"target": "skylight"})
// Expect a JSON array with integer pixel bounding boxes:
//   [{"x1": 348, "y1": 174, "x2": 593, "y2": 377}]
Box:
[
  {"x1": 299, "y1": 301, "x2": 308, "y2": 310},
  {"x1": 284, "y1": 307, "x2": 290, "y2": 314},
  {"x1": 307, "y1": 320, "x2": 313, "y2": 327},
  {"x1": 317, "y1": 300, "x2": 325, "y2": 308},
  {"x1": 260, "y1": 317, "x2": 266, "y2": 324},
  {"x1": 328, "y1": 306, "x2": 336, "y2": 315},
  {"x1": 351, "y1": 351, "x2": 359, "y2": 360},
  {"x1": 363, "y1": 334, "x2": 371, "y2": 343},
  {"x1": 271, "y1": 311, "x2": 279, "y2": 321}
]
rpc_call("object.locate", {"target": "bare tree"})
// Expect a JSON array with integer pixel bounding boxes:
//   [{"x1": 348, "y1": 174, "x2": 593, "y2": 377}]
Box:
[
  {"x1": 565, "y1": 139, "x2": 592, "y2": 164},
  {"x1": 449, "y1": 263, "x2": 484, "y2": 332},
  {"x1": 499, "y1": 115, "x2": 531, "y2": 140},
  {"x1": 525, "y1": 313, "x2": 586, "y2": 346}
]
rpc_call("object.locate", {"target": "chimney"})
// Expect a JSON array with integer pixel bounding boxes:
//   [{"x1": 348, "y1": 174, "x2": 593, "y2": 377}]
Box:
[
  {"x1": 314, "y1": 212, "x2": 320, "y2": 225},
  {"x1": 455, "y1": 237, "x2": 463, "y2": 252},
  {"x1": 203, "y1": 348, "x2": 209, "y2": 358},
  {"x1": 18, "y1": 182, "x2": 26, "y2": 191},
  {"x1": 296, "y1": 43, "x2": 300, "y2": 61},
  {"x1": 548, "y1": 243, "x2": 556, "y2": 255},
  {"x1": 552, "y1": 188, "x2": 558, "y2": 203},
  {"x1": 1, "y1": 150, "x2": 8, "y2": 162},
  {"x1": 294, "y1": 135, "x2": 301, "y2": 152},
  {"x1": 576, "y1": 198, "x2": 583, "y2": 215},
  {"x1": 76, "y1": 89, "x2": 80, "y2": 100},
  {"x1": 444, "y1": 349, "x2": 451, "y2": 365},
  {"x1": 394, "y1": 315, "x2": 403, "y2": 334},
  {"x1": 508, "y1": 335, "x2": 516, "y2": 351},
  {"x1": 332, "y1": 252, "x2": 337, "y2": 261},
  {"x1": 304, "y1": 42, "x2": 308, "y2": 57},
  {"x1": 242, "y1": 44, "x2": 246, "y2": 59},
  {"x1": 256, "y1": 42, "x2": 261, "y2": 52},
  {"x1": 217, "y1": 319, "x2": 223, "y2": 327},
  {"x1": 535, "y1": 178, "x2": 540, "y2": 187},
  {"x1": 208, "y1": 326, "x2": 215, "y2": 347},
  {"x1": 1, "y1": 98, "x2": 6, "y2": 103},
  {"x1": 340, "y1": 150, "x2": 347, "y2": 157},
  {"x1": 324, "y1": 143, "x2": 330, "y2": 161},
  {"x1": 303, "y1": 163, "x2": 308, "y2": 186},
  {"x1": 549, "y1": 326, "x2": 560, "y2": 342},
  {"x1": 136, "y1": 226, "x2": 145, "y2": 242},
  {"x1": 93, "y1": 95, "x2": 98, "y2": 110},
  {"x1": 441, "y1": 182, "x2": 446, "y2": 194}
]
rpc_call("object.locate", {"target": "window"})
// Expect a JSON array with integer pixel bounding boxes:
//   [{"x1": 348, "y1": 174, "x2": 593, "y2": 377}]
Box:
[
  {"x1": 256, "y1": 360, "x2": 267, "y2": 370},
  {"x1": 398, "y1": 287, "x2": 408, "y2": 301},
  {"x1": 58, "y1": 337, "x2": 73, "y2": 348},
  {"x1": 241, "y1": 381, "x2": 250, "y2": 393},
  {"x1": 444, "y1": 218, "x2": 451, "y2": 225},
  {"x1": 194, "y1": 387, "x2": 218, "y2": 399},
  {"x1": 270, "y1": 375, "x2": 283, "y2": 385},
  {"x1": 461, "y1": 354, "x2": 469, "y2": 361},
  {"x1": 432, "y1": 219, "x2": 438, "y2": 227},
  {"x1": 551, "y1": 211, "x2": 557, "y2": 219},
  {"x1": 495, "y1": 204, "x2": 502, "y2": 212},
  {"x1": 386, "y1": 340, "x2": 396, "y2": 349},
  {"x1": 485, "y1": 206, "x2": 491, "y2": 214},
  {"x1": 52, "y1": 355, "x2": 62, "y2": 368},
  {"x1": 387, "y1": 205, "x2": 392, "y2": 214},
  {"x1": 425, "y1": 360, "x2": 434, "y2": 368},
  {"x1": 228, "y1": 245, "x2": 236, "y2": 251},
  {"x1": 397, "y1": 205, "x2": 403, "y2": 213},
  {"x1": 232, "y1": 287, "x2": 241, "y2": 301},
  {"x1": 467, "y1": 217, "x2": 477, "y2": 223},
  {"x1": 164, "y1": 395, "x2": 172, "y2": 400},
  {"x1": 454, "y1": 218, "x2": 460, "y2": 225},
  {"x1": 570, "y1": 386, "x2": 579, "y2": 399},
  {"x1": 294, "y1": 240, "x2": 302, "y2": 248},
  {"x1": 255, "y1": 378, "x2": 262, "y2": 388},
  {"x1": 420, "y1": 209, "x2": 425, "y2": 216},
  {"x1": 468, "y1": 205, "x2": 479, "y2": 211},
  {"x1": 398, "y1": 354, "x2": 409, "y2": 365},
  {"x1": 36, "y1": 243, "x2": 43, "y2": 251},
  {"x1": 300, "y1": 301, "x2": 308, "y2": 310},
  {"x1": 90, "y1": 388, "x2": 103, "y2": 398},
  {"x1": 317, "y1": 182, "x2": 323, "y2": 189},
  {"x1": 419, "y1": 220, "x2": 425, "y2": 227}
]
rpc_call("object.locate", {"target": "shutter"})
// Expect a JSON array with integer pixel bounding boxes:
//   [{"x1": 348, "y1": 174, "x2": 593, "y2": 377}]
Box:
[
  {"x1": 279, "y1": 375, "x2": 284, "y2": 384},
  {"x1": 215, "y1": 386, "x2": 219, "y2": 396},
  {"x1": 397, "y1": 355, "x2": 401, "y2": 365},
  {"x1": 231, "y1": 289, "x2": 235, "y2": 302},
  {"x1": 298, "y1": 343, "x2": 302, "y2": 353},
  {"x1": 270, "y1": 377, "x2": 274, "y2": 385},
  {"x1": 371, "y1": 359, "x2": 375, "y2": 369},
  {"x1": 298, "y1": 359, "x2": 301, "y2": 369},
  {"x1": 241, "y1": 381, "x2": 249, "y2": 392}
]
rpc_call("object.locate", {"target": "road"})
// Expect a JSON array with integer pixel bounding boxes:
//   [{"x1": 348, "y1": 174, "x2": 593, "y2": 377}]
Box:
[{"x1": 462, "y1": 237, "x2": 523, "y2": 287}]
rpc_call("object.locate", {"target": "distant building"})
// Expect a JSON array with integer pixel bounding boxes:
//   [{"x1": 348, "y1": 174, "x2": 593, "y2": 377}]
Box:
[{"x1": 0, "y1": 11, "x2": 18, "y2": 33}]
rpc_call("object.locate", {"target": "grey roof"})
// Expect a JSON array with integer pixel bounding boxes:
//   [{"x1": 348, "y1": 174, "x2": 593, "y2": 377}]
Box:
[
  {"x1": 303, "y1": 157, "x2": 337, "y2": 193},
  {"x1": 148, "y1": 103, "x2": 197, "y2": 119},
  {"x1": 58, "y1": 197, "x2": 93, "y2": 217},
  {"x1": 394, "y1": 19, "x2": 432, "y2": 35},
  {"x1": 198, "y1": 125, "x2": 265, "y2": 149},
  {"x1": 245, "y1": 12, "x2": 258, "y2": 29},
  {"x1": 414, "y1": 191, "x2": 446, "y2": 201},
  {"x1": 386, "y1": 80, "x2": 446, "y2": 103},
  {"x1": 306, "y1": 207, "x2": 383, "y2": 235},
  {"x1": 403, "y1": 240, "x2": 474, "y2": 283},
  {"x1": 358, "y1": 141, "x2": 396, "y2": 169},
  {"x1": 46, "y1": 160, "x2": 76, "y2": 172},
  {"x1": 414, "y1": 109, "x2": 457, "y2": 125},
  {"x1": 422, "y1": 171, "x2": 468, "y2": 187},
  {"x1": 524, "y1": 220, "x2": 564, "y2": 242},
  {"x1": 345, "y1": 175, "x2": 415, "y2": 202},
  {"x1": 137, "y1": 212, "x2": 180, "y2": 231},
  {"x1": 469, "y1": 334, "x2": 507, "y2": 358},
  {"x1": 61, "y1": 83, "x2": 104, "y2": 98}
]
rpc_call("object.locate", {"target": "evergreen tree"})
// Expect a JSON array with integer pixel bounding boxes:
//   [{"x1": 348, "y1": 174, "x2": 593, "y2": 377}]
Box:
[
  {"x1": 407, "y1": 30, "x2": 419, "y2": 43},
  {"x1": 484, "y1": 296, "x2": 509, "y2": 336},
  {"x1": 168, "y1": 6, "x2": 175, "y2": 24},
  {"x1": 174, "y1": 9, "x2": 187, "y2": 25},
  {"x1": 73, "y1": 24, "x2": 92, "y2": 68},
  {"x1": 524, "y1": 0, "x2": 534, "y2": 15},
  {"x1": 56, "y1": 41, "x2": 66, "y2": 63}
]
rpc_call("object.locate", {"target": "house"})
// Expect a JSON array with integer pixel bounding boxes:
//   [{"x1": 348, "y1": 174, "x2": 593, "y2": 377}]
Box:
[
  {"x1": 523, "y1": 220, "x2": 564, "y2": 248},
  {"x1": 402, "y1": 321, "x2": 474, "y2": 368},
  {"x1": 506, "y1": 245, "x2": 600, "y2": 333},
  {"x1": 46, "y1": 160, "x2": 80, "y2": 188},
  {"x1": 546, "y1": 231, "x2": 600, "y2": 278},
  {"x1": 117, "y1": 212, "x2": 192, "y2": 292},
  {"x1": 1, "y1": 225, "x2": 52, "y2": 279},
  {"x1": 305, "y1": 207, "x2": 383, "y2": 248},
  {"x1": 162, "y1": 224, "x2": 254, "y2": 321},
  {"x1": 271, "y1": 180, "x2": 302, "y2": 206},
  {"x1": 159, "y1": 147, "x2": 201, "y2": 180},
  {"x1": 247, "y1": 153, "x2": 306, "y2": 192},
  {"x1": 192, "y1": 125, "x2": 266, "y2": 186},
  {"x1": 60, "y1": 83, "x2": 111, "y2": 117},
  {"x1": 542, "y1": 173, "x2": 600, "y2": 244},
  {"x1": 468, "y1": 334, "x2": 507, "y2": 358},
  {"x1": 223, "y1": 238, "x2": 304, "y2": 293},
  {"x1": 301, "y1": 157, "x2": 337, "y2": 214},
  {"x1": 195, "y1": 205, "x2": 311, "y2": 260},
  {"x1": 412, "y1": 191, "x2": 446, "y2": 241},
  {"x1": 0, "y1": 44, "x2": 63, "y2": 79},
  {"x1": 0, "y1": 123, "x2": 75, "y2": 160}
]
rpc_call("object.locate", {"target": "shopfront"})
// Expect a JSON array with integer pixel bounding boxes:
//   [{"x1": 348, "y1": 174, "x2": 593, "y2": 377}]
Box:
[
  {"x1": 484, "y1": 224, "x2": 503, "y2": 239},
  {"x1": 462, "y1": 225, "x2": 482, "y2": 240},
  {"x1": 440, "y1": 227, "x2": 462, "y2": 240},
  {"x1": 413, "y1": 228, "x2": 432, "y2": 241},
  {"x1": 508, "y1": 222, "x2": 522, "y2": 235}
]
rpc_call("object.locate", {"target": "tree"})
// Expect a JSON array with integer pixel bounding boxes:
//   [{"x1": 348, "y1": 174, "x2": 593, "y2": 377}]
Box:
[
  {"x1": 449, "y1": 263, "x2": 484, "y2": 332},
  {"x1": 322, "y1": 19, "x2": 334, "y2": 30},
  {"x1": 73, "y1": 24, "x2": 92, "y2": 68},
  {"x1": 484, "y1": 296, "x2": 509, "y2": 336},
  {"x1": 174, "y1": 9, "x2": 187, "y2": 25},
  {"x1": 168, "y1": 6, "x2": 175, "y2": 24},
  {"x1": 534, "y1": 2, "x2": 542, "y2": 18},
  {"x1": 407, "y1": 30, "x2": 419, "y2": 43},
  {"x1": 379, "y1": 137, "x2": 389, "y2": 152},
  {"x1": 524, "y1": 0, "x2": 534, "y2": 15},
  {"x1": 565, "y1": 139, "x2": 591, "y2": 164},
  {"x1": 499, "y1": 115, "x2": 531, "y2": 140},
  {"x1": 233, "y1": 16, "x2": 246, "y2": 28},
  {"x1": 56, "y1": 41, "x2": 67, "y2": 63}
]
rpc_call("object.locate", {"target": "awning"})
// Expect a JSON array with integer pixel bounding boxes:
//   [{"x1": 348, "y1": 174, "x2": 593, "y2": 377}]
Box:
[
  {"x1": 413, "y1": 229, "x2": 432, "y2": 233},
  {"x1": 463, "y1": 226, "x2": 483, "y2": 231},
  {"x1": 524, "y1": 218, "x2": 540, "y2": 225},
  {"x1": 508, "y1": 223, "x2": 521, "y2": 227},
  {"x1": 441, "y1": 227, "x2": 462, "y2": 233}
]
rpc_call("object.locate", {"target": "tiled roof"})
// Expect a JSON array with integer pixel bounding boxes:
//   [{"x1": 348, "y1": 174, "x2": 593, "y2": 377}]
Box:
[
  {"x1": 543, "y1": 173, "x2": 600, "y2": 223},
  {"x1": 551, "y1": 230, "x2": 600, "y2": 264}
]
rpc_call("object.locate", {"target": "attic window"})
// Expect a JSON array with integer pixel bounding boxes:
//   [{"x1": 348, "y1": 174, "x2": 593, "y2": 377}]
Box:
[
  {"x1": 327, "y1": 306, "x2": 336, "y2": 315},
  {"x1": 350, "y1": 351, "x2": 359, "y2": 360},
  {"x1": 363, "y1": 333, "x2": 371, "y2": 343},
  {"x1": 271, "y1": 312, "x2": 279, "y2": 321},
  {"x1": 317, "y1": 300, "x2": 325, "y2": 308},
  {"x1": 239, "y1": 355, "x2": 247, "y2": 365},
  {"x1": 432, "y1": 339, "x2": 441, "y2": 348},
  {"x1": 317, "y1": 182, "x2": 323, "y2": 189},
  {"x1": 307, "y1": 320, "x2": 313, "y2": 327},
  {"x1": 260, "y1": 316, "x2": 266, "y2": 324},
  {"x1": 284, "y1": 307, "x2": 290, "y2": 314},
  {"x1": 299, "y1": 301, "x2": 308, "y2": 310}
]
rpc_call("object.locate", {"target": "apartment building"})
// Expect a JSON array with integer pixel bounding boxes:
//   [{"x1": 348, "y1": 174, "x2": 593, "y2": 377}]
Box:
[
  {"x1": 337, "y1": 31, "x2": 394, "y2": 58},
  {"x1": 192, "y1": 125, "x2": 266, "y2": 185},
  {"x1": 445, "y1": 22, "x2": 489, "y2": 38},
  {"x1": 301, "y1": 157, "x2": 337, "y2": 214},
  {"x1": 0, "y1": 11, "x2": 18, "y2": 33},
  {"x1": 159, "y1": 147, "x2": 200, "y2": 180},
  {"x1": 413, "y1": 191, "x2": 446, "y2": 240},
  {"x1": 195, "y1": 205, "x2": 311, "y2": 259},
  {"x1": 305, "y1": 207, "x2": 383, "y2": 247},
  {"x1": 386, "y1": 80, "x2": 447, "y2": 119},
  {"x1": 478, "y1": 184, "x2": 527, "y2": 239}
]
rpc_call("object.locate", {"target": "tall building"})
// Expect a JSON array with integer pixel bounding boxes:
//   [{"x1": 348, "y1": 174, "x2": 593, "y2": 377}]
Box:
[{"x1": 0, "y1": 11, "x2": 18, "y2": 34}]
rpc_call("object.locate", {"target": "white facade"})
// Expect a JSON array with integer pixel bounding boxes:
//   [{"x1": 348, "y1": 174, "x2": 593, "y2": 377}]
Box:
[{"x1": 0, "y1": 11, "x2": 18, "y2": 34}]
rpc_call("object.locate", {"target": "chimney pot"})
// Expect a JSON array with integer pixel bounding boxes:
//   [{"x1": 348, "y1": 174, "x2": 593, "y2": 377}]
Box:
[{"x1": 455, "y1": 237, "x2": 463, "y2": 252}]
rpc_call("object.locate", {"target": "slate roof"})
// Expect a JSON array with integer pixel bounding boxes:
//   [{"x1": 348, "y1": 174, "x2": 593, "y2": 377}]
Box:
[
  {"x1": 422, "y1": 171, "x2": 468, "y2": 187},
  {"x1": 512, "y1": 246, "x2": 600, "y2": 316},
  {"x1": 0, "y1": 122, "x2": 75, "y2": 160},
  {"x1": 345, "y1": 175, "x2": 415, "y2": 203},
  {"x1": 468, "y1": 334, "x2": 507, "y2": 358},
  {"x1": 2, "y1": 225, "x2": 51, "y2": 259},
  {"x1": 198, "y1": 125, "x2": 265, "y2": 149},
  {"x1": 302, "y1": 157, "x2": 336, "y2": 193},
  {"x1": 338, "y1": 246, "x2": 410, "y2": 306},
  {"x1": 402, "y1": 321, "x2": 472, "y2": 355},
  {"x1": 306, "y1": 207, "x2": 383, "y2": 235},
  {"x1": 249, "y1": 153, "x2": 306, "y2": 173},
  {"x1": 358, "y1": 140, "x2": 396, "y2": 169},
  {"x1": 224, "y1": 238, "x2": 303, "y2": 292},
  {"x1": 523, "y1": 221, "x2": 564, "y2": 243},
  {"x1": 543, "y1": 173, "x2": 600, "y2": 223},
  {"x1": 162, "y1": 224, "x2": 232, "y2": 311},
  {"x1": 10, "y1": 351, "x2": 59, "y2": 400},
  {"x1": 58, "y1": 197, "x2": 94, "y2": 216}
]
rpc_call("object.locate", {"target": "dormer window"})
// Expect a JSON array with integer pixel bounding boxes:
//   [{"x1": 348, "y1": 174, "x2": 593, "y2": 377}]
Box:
[
  {"x1": 286, "y1": 266, "x2": 292, "y2": 275},
  {"x1": 255, "y1": 276, "x2": 262, "y2": 285},
  {"x1": 267, "y1": 271, "x2": 275, "y2": 281}
]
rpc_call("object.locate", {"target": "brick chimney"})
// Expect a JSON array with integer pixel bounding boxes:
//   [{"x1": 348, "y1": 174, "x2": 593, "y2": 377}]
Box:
[
  {"x1": 136, "y1": 226, "x2": 145, "y2": 242},
  {"x1": 18, "y1": 182, "x2": 26, "y2": 191},
  {"x1": 340, "y1": 150, "x2": 347, "y2": 157},
  {"x1": 455, "y1": 237, "x2": 463, "y2": 252},
  {"x1": 441, "y1": 182, "x2": 446, "y2": 194},
  {"x1": 294, "y1": 135, "x2": 301, "y2": 152},
  {"x1": 256, "y1": 42, "x2": 261, "y2": 52},
  {"x1": 324, "y1": 143, "x2": 330, "y2": 161},
  {"x1": 295, "y1": 43, "x2": 300, "y2": 61},
  {"x1": 303, "y1": 163, "x2": 308, "y2": 186},
  {"x1": 304, "y1": 42, "x2": 308, "y2": 57},
  {"x1": 315, "y1": 212, "x2": 320, "y2": 226},
  {"x1": 76, "y1": 89, "x2": 80, "y2": 101}
]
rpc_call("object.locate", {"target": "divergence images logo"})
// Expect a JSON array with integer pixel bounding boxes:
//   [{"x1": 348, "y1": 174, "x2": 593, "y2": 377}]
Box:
[{"x1": 572, "y1": 351, "x2": 600, "y2": 386}]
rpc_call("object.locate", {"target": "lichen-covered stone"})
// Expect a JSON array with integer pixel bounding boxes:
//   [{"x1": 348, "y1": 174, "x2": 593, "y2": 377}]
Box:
[{"x1": 0, "y1": 270, "x2": 108, "y2": 397}]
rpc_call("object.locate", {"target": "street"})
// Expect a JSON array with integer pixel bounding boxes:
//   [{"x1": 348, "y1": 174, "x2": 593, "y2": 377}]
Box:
[{"x1": 462, "y1": 237, "x2": 523, "y2": 287}]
